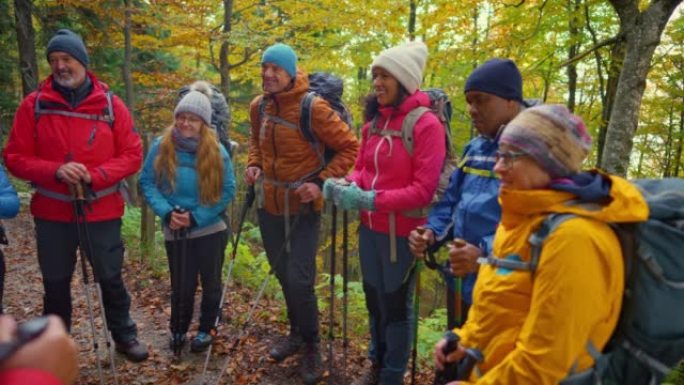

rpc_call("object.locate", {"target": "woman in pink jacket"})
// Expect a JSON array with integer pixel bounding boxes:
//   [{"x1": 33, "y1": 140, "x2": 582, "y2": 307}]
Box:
[{"x1": 324, "y1": 41, "x2": 446, "y2": 385}]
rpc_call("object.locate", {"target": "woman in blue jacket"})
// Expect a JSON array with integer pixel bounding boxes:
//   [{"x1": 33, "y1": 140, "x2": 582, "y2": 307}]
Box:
[
  {"x1": 0, "y1": 166, "x2": 20, "y2": 314},
  {"x1": 139, "y1": 82, "x2": 236, "y2": 352}
]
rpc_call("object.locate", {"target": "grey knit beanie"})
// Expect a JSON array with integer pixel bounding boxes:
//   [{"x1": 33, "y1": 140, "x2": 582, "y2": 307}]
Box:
[
  {"x1": 371, "y1": 41, "x2": 428, "y2": 94},
  {"x1": 47, "y1": 29, "x2": 89, "y2": 67},
  {"x1": 174, "y1": 81, "x2": 213, "y2": 126}
]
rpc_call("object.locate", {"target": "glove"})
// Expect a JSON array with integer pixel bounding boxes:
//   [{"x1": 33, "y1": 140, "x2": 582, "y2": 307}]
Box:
[
  {"x1": 323, "y1": 177, "x2": 350, "y2": 203},
  {"x1": 339, "y1": 182, "x2": 375, "y2": 211}
]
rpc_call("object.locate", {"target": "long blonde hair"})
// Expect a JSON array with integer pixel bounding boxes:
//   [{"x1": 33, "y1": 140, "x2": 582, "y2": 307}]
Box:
[{"x1": 154, "y1": 123, "x2": 224, "y2": 205}]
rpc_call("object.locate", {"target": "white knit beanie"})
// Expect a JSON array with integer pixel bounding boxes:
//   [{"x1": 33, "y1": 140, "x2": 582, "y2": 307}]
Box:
[
  {"x1": 371, "y1": 41, "x2": 428, "y2": 94},
  {"x1": 174, "y1": 81, "x2": 213, "y2": 126}
]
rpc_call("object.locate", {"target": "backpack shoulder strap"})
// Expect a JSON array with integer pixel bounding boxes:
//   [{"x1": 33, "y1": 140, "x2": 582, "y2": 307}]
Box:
[
  {"x1": 399, "y1": 106, "x2": 430, "y2": 156},
  {"x1": 299, "y1": 91, "x2": 317, "y2": 145},
  {"x1": 482, "y1": 213, "x2": 577, "y2": 275},
  {"x1": 34, "y1": 89, "x2": 115, "y2": 128}
]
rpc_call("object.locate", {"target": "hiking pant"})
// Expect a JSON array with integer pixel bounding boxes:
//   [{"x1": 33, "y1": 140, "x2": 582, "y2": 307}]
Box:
[
  {"x1": 34, "y1": 218, "x2": 138, "y2": 343},
  {"x1": 257, "y1": 209, "x2": 320, "y2": 343},
  {"x1": 359, "y1": 225, "x2": 416, "y2": 385},
  {"x1": 165, "y1": 230, "x2": 227, "y2": 334}
]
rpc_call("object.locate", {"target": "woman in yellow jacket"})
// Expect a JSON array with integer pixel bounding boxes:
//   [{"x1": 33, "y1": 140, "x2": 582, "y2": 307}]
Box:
[{"x1": 433, "y1": 104, "x2": 648, "y2": 385}]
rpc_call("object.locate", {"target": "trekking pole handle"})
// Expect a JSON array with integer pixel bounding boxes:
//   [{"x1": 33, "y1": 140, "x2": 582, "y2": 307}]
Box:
[
  {"x1": 0, "y1": 316, "x2": 50, "y2": 365},
  {"x1": 433, "y1": 330, "x2": 460, "y2": 385},
  {"x1": 69, "y1": 182, "x2": 85, "y2": 201}
]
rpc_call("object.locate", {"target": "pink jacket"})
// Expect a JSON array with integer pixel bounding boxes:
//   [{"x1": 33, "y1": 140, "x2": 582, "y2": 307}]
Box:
[{"x1": 348, "y1": 91, "x2": 445, "y2": 236}]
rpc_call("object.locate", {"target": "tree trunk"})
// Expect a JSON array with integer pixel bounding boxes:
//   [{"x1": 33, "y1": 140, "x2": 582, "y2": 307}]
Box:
[
  {"x1": 408, "y1": 0, "x2": 416, "y2": 41},
  {"x1": 595, "y1": 38, "x2": 624, "y2": 168},
  {"x1": 14, "y1": 0, "x2": 38, "y2": 96},
  {"x1": 600, "y1": 0, "x2": 682, "y2": 176},
  {"x1": 220, "y1": 0, "x2": 234, "y2": 99},
  {"x1": 566, "y1": 0, "x2": 581, "y2": 112}
]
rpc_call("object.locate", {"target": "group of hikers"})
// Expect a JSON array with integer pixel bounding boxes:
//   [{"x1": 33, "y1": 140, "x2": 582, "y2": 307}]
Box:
[{"x1": 0, "y1": 26, "x2": 674, "y2": 385}]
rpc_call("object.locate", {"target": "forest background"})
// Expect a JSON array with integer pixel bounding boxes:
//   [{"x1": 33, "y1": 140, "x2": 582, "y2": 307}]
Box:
[{"x1": 0, "y1": 0, "x2": 683, "y2": 383}]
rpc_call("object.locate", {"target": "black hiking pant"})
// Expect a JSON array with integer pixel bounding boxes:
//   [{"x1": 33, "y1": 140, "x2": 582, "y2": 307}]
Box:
[
  {"x1": 0, "y1": 249, "x2": 4, "y2": 314},
  {"x1": 164, "y1": 230, "x2": 227, "y2": 334},
  {"x1": 35, "y1": 218, "x2": 138, "y2": 343},
  {"x1": 257, "y1": 209, "x2": 320, "y2": 344}
]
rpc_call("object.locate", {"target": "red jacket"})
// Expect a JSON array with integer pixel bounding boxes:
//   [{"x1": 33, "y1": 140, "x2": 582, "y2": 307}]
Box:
[
  {"x1": 0, "y1": 368, "x2": 62, "y2": 385},
  {"x1": 3, "y1": 73, "x2": 142, "y2": 222}
]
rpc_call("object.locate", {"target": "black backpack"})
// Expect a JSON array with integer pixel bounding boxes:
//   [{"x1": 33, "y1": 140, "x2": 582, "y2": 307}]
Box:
[
  {"x1": 259, "y1": 72, "x2": 353, "y2": 166},
  {"x1": 177, "y1": 81, "x2": 232, "y2": 156}
]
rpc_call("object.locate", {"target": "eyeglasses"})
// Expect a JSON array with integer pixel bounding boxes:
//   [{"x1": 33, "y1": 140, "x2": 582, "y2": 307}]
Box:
[{"x1": 495, "y1": 150, "x2": 527, "y2": 169}]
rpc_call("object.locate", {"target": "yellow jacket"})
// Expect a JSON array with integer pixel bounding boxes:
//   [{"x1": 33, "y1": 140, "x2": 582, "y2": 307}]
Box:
[{"x1": 456, "y1": 173, "x2": 648, "y2": 385}]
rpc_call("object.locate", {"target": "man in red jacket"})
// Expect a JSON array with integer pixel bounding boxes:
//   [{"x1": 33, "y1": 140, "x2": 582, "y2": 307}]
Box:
[{"x1": 3, "y1": 29, "x2": 148, "y2": 362}]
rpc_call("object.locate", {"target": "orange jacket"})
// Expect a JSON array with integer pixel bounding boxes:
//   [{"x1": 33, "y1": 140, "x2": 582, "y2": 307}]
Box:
[{"x1": 248, "y1": 70, "x2": 359, "y2": 215}]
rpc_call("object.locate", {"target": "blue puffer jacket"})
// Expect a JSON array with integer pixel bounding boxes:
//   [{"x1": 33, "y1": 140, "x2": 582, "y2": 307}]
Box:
[
  {"x1": 425, "y1": 135, "x2": 501, "y2": 304},
  {"x1": 139, "y1": 137, "x2": 236, "y2": 230},
  {"x1": 0, "y1": 166, "x2": 20, "y2": 219}
]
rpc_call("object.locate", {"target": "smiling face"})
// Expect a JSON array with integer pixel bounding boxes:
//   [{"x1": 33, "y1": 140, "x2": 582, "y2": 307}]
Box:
[
  {"x1": 175, "y1": 112, "x2": 204, "y2": 139},
  {"x1": 261, "y1": 63, "x2": 293, "y2": 94},
  {"x1": 494, "y1": 143, "x2": 551, "y2": 190},
  {"x1": 372, "y1": 67, "x2": 402, "y2": 106},
  {"x1": 465, "y1": 90, "x2": 520, "y2": 138},
  {"x1": 48, "y1": 51, "x2": 87, "y2": 89}
]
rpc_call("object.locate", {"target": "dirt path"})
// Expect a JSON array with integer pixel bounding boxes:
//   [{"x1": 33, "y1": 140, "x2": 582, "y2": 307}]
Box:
[{"x1": 1, "y1": 206, "x2": 395, "y2": 385}]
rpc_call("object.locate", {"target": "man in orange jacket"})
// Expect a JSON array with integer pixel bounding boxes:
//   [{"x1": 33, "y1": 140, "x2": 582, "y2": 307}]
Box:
[{"x1": 245, "y1": 43, "x2": 359, "y2": 385}]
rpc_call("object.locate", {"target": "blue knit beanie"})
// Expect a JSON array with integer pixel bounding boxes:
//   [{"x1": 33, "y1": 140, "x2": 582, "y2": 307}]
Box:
[
  {"x1": 47, "y1": 29, "x2": 89, "y2": 68},
  {"x1": 464, "y1": 58, "x2": 522, "y2": 102},
  {"x1": 262, "y1": 43, "x2": 297, "y2": 78}
]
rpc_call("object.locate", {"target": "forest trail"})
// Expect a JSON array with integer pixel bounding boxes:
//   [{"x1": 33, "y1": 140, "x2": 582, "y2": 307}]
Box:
[{"x1": 1, "y1": 204, "x2": 432, "y2": 384}]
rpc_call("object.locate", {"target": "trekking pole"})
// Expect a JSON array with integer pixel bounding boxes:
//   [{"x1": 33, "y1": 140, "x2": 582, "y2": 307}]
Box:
[
  {"x1": 70, "y1": 182, "x2": 118, "y2": 385},
  {"x1": 328, "y1": 204, "x2": 337, "y2": 378},
  {"x1": 199, "y1": 185, "x2": 255, "y2": 384},
  {"x1": 411, "y1": 227, "x2": 427, "y2": 385},
  {"x1": 170, "y1": 207, "x2": 189, "y2": 359},
  {"x1": 341, "y1": 209, "x2": 349, "y2": 381},
  {"x1": 214, "y1": 203, "x2": 312, "y2": 385},
  {"x1": 451, "y1": 239, "x2": 466, "y2": 328}
]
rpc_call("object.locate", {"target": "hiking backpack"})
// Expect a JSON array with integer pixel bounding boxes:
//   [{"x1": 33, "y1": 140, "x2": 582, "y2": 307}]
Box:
[
  {"x1": 368, "y1": 88, "x2": 457, "y2": 217},
  {"x1": 485, "y1": 178, "x2": 684, "y2": 385},
  {"x1": 177, "y1": 82, "x2": 233, "y2": 156},
  {"x1": 258, "y1": 71, "x2": 354, "y2": 167}
]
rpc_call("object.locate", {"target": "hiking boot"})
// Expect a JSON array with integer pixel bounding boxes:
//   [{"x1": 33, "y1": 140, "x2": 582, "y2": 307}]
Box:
[
  {"x1": 269, "y1": 334, "x2": 303, "y2": 362},
  {"x1": 300, "y1": 343, "x2": 322, "y2": 385},
  {"x1": 350, "y1": 362, "x2": 380, "y2": 385},
  {"x1": 190, "y1": 331, "x2": 213, "y2": 352},
  {"x1": 115, "y1": 338, "x2": 149, "y2": 362}
]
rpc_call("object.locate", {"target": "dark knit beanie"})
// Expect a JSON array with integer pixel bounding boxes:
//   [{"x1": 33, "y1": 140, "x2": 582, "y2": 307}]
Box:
[
  {"x1": 47, "y1": 29, "x2": 89, "y2": 67},
  {"x1": 464, "y1": 58, "x2": 522, "y2": 102}
]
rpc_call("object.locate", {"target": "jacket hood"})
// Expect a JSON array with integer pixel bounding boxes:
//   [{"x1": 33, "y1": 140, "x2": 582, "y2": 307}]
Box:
[{"x1": 499, "y1": 170, "x2": 648, "y2": 228}]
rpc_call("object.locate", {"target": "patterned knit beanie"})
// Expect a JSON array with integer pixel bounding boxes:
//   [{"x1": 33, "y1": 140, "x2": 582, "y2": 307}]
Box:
[
  {"x1": 464, "y1": 58, "x2": 522, "y2": 102},
  {"x1": 174, "y1": 81, "x2": 213, "y2": 126},
  {"x1": 371, "y1": 41, "x2": 428, "y2": 94},
  {"x1": 47, "y1": 29, "x2": 89, "y2": 67},
  {"x1": 262, "y1": 43, "x2": 298, "y2": 78},
  {"x1": 500, "y1": 104, "x2": 592, "y2": 178}
]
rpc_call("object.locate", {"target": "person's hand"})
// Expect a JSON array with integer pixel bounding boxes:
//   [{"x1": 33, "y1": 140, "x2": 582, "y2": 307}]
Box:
[
  {"x1": 448, "y1": 239, "x2": 481, "y2": 277},
  {"x1": 433, "y1": 337, "x2": 467, "y2": 372},
  {"x1": 322, "y1": 178, "x2": 350, "y2": 201},
  {"x1": 244, "y1": 166, "x2": 262, "y2": 185},
  {"x1": 56, "y1": 162, "x2": 91, "y2": 184},
  {"x1": 169, "y1": 210, "x2": 191, "y2": 230},
  {"x1": 0, "y1": 315, "x2": 78, "y2": 385},
  {"x1": 408, "y1": 227, "x2": 435, "y2": 259},
  {"x1": 295, "y1": 182, "x2": 321, "y2": 203},
  {"x1": 339, "y1": 183, "x2": 375, "y2": 211}
]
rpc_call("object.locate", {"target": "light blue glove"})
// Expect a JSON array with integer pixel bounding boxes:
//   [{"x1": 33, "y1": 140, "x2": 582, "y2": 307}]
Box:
[
  {"x1": 340, "y1": 182, "x2": 376, "y2": 211},
  {"x1": 323, "y1": 177, "x2": 350, "y2": 206}
]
